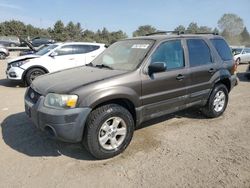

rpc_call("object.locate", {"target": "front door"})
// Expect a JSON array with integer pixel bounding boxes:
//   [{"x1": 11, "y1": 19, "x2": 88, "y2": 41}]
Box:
[
  {"x1": 50, "y1": 45, "x2": 78, "y2": 72},
  {"x1": 141, "y1": 39, "x2": 188, "y2": 120}
]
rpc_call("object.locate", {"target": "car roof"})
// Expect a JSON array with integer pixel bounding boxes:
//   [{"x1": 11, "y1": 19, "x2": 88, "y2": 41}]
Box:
[
  {"x1": 54, "y1": 42, "x2": 105, "y2": 46},
  {"x1": 127, "y1": 34, "x2": 224, "y2": 42}
]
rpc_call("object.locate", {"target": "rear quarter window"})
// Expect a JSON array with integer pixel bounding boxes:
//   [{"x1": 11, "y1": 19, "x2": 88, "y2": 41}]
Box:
[{"x1": 210, "y1": 39, "x2": 232, "y2": 61}]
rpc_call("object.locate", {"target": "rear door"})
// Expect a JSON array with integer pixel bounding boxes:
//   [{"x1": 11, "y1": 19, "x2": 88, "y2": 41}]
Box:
[
  {"x1": 185, "y1": 38, "x2": 218, "y2": 104},
  {"x1": 141, "y1": 39, "x2": 189, "y2": 120}
]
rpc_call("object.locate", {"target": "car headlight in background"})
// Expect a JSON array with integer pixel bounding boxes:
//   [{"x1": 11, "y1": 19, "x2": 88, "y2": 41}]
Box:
[
  {"x1": 44, "y1": 93, "x2": 78, "y2": 109},
  {"x1": 11, "y1": 60, "x2": 29, "y2": 67}
]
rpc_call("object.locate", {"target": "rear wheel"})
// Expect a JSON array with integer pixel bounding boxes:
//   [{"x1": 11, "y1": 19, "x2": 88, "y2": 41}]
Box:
[
  {"x1": 25, "y1": 68, "x2": 46, "y2": 86},
  {"x1": 83, "y1": 104, "x2": 134, "y2": 159},
  {"x1": 202, "y1": 84, "x2": 228, "y2": 118},
  {"x1": 0, "y1": 52, "x2": 6, "y2": 60}
]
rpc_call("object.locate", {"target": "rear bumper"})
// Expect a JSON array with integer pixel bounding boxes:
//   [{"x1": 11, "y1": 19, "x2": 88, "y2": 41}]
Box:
[
  {"x1": 25, "y1": 94, "x2": 91, "y2": 143},
  {"x1": 230, "y1": 74, "x2": 238, "y2": 89}
]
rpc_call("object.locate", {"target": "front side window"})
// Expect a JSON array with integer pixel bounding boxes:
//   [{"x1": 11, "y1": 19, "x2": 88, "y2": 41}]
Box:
[
  {"x1": 73, "y1": 45, "x2": 100, "y2": 54},
  {"x1": 187, "y1": 39, "x2": 212, "y2": 67},
  {"x1": 243, "y1": 48, "x2": 250, "y2": 54},
  {"x1": 151, "y1": 40, "x2": 184, "y2": 70},
  {"x1": 55, "y1": 45, "x2": 74, "y2": 56}
]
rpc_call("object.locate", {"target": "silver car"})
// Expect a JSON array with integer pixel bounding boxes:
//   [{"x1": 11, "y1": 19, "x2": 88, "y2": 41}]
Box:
[
  {"x1": 234, "y1": 48, "x2": 250, "y2": 64},
  {"x1": 0, "y1": 45, "x2": 10, "y2": 60}
]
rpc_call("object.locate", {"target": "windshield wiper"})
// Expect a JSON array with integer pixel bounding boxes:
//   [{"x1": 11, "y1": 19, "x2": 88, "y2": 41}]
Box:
[{"x1": 95, "y1": 64, "x2": 113, "y2": 70}]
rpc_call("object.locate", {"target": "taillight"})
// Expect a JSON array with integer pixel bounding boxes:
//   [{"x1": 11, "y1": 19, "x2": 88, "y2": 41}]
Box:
[{"x1": 231, "y1": 62, "x2": 237, "y2": 75}]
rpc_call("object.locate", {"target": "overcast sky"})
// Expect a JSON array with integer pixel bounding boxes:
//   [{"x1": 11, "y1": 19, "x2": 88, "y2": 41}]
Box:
[{"x1": 0, "y1": 0, "x2": 249, "y2": 35}]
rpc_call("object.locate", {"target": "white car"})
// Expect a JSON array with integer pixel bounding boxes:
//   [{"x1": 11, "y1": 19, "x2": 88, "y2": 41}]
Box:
[
  {"x1": 6, "y1": 42, "x2": 106, "y2": 85},
  {"x1": 233, "y1": 48, "x2": 250, "y2": 64}
]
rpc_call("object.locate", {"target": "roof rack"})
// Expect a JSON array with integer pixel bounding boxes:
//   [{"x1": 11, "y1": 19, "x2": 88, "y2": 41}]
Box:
[
  {"x1": 145, "y1": 31, "x2": 219, "y2": 37},
  {"x1": 146, "y1": 30, "x2": 184, "y2": 36},
  {"x1": 194, "y1": 32, "x2": 219, "y2": 35}
]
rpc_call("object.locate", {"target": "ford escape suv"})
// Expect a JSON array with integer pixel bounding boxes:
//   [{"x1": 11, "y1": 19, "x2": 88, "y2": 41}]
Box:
[{"x1": 25, "y1": 32, "x2": 237, "y2": 159}]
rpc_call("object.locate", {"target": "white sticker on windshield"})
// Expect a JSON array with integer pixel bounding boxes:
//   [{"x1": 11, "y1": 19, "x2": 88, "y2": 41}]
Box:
[{"x1": 132, "y1": 44, "x2": 149, "y2": 49}]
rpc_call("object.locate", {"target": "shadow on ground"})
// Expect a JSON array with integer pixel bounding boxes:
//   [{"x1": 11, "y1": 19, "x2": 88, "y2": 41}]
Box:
[
  {"x1": 0, "y1": 79, "x2": 26, "y2": 87},
  {"x1": 237, "y1": 72, "x2": 250, "y2": 82},
  {"x1": 137, "y1": 107, "x2": 206, "y2": 130},
  {"x1": 1, "y1": 109, "x2": 205, "y2": 160},
  {"x1": 1, "y1": 112, "x2": 94, "y2": 160}
]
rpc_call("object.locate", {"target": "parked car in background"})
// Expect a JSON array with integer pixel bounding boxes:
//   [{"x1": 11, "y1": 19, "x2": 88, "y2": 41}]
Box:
[
  {"x1": 233, "y1": 48, "x2": 250, "y2": 64},
  {"x1": 0, "y1": 45, "x2": 10, "y2": 59},
  {"x1": 6, "y1": 42, "x2": 106, "y2": 85},
  {"x1": 31, "y1": 37, "x2": 55, "y2": 47},
  {"x1": 0, "y1": 36, "x2": 20, "y2": 47},
  {"x1": 24, "y1": 33, "x2": 237, "y2": 159}
]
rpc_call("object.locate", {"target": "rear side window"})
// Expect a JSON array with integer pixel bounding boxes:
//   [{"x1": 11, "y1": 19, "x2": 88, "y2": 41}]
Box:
[
  {"x1": 210, "y1": 39, "x2": 232, "y2": 61},
  {"x1": 187, "y1": 39, "x2": 212, "y2": 67}
]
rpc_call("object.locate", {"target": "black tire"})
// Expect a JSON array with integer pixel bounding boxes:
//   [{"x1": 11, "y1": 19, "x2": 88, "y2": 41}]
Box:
[
  {"x1": 83, "y1": 104, "x2": 134, "y2": 159},
  {"x1": 201, "y1": 84, "x2": 228, "y2": 118},
  {"x1": 25, "y1": 68, "x2": 45, "y2": 86},
  {"x1": 0, "y1": 52, "x2": 6, "y2": 60},
  {"x1": 236, "y1": 58, "x2": 241, "y2": 65}
]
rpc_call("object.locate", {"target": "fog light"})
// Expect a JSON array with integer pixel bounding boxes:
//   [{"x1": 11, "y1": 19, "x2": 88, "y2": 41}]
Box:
[{"x1": 9, "y1": 72, "x2": 17, "y2": 77}]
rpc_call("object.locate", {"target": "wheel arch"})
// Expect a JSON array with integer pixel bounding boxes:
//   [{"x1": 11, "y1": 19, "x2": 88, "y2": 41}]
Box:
[{"x1": 22, "y1": 65, "x2": 49, "y2": 81}]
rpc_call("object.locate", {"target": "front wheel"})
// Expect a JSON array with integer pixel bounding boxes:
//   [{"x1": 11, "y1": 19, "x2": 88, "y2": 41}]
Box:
[
  {"x1": 83, "y1": 104, "x2": 134, "y2": 159},
  {"x1": 25, "y1": 68, "x2": 46, "y2": 86},
  {"x1": 0, "y1": 52, "x2": 7, "y2": 60},
  {"x1": 202, "y1": 84, "x2": 228, "y2": 118},
  {"x1": 236, "y1": 58, "x2": 241, "y2": 65}
]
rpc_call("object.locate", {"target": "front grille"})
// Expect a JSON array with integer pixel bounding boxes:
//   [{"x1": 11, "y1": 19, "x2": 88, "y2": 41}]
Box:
[{"x1": 27, "y1": 87, "x2": 41, "y2": 104}]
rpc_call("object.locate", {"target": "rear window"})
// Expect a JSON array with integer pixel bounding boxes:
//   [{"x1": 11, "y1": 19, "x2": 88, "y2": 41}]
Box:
[{"x1": 210, "y1": 39, "x2": 232, "y2": 61}]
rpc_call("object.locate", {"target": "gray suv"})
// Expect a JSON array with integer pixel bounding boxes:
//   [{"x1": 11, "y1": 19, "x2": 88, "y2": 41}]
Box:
[{"x1": 24, "y1": 32, "x2": 238, "y2": 159}]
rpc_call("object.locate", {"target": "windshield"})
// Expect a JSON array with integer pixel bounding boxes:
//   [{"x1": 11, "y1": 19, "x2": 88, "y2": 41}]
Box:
[
  {"x1": 35, "y1": 44, "x2": 58, "y2": 56},
  {"x1": 232, "y1": 48, "x2": 243, "y2": 55},
  {"x1": 91, "y1": 39, "x2": 154, "y2": 71}
]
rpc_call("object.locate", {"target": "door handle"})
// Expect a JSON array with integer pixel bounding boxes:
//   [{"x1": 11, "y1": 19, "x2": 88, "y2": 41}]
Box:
[
  {"x1": 208, "y1": 68, "x2": 215, "y2": 73},
  {"x1": 69, "y1": 58, "x2": 75, "y2": 60},
  {"x1": 176, "y1": 74, "x2": 185, "y2": 81}
]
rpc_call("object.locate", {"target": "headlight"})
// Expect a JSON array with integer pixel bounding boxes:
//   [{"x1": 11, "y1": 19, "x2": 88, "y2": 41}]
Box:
[
  {"x1": 44, "y1": 93, "x2": 78, "y2": 109},
  {"x1": 11, "y1": 60, "x2": 29, "y2": 67}
]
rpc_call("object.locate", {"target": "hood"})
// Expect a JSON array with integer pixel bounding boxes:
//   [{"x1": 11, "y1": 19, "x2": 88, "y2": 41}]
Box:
[
  {"x1": 31, "y1": 66, "x2": 126, "y2": 95},
  {"x1": 8, "y1": 54, "x2": 40, "y2": 64}
]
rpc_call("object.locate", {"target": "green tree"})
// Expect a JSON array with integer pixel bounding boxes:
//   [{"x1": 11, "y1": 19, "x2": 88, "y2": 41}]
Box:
[
  {"x1": 52, "y1": 20, "x2": 67, "y2": 41},
  {"x1": 174, "y1": 25, "x2": 186, "y2": 33},
  {"x1": 133, "y1": 25, "x2": 157, "y2": 37},
  {"x1": 186, "y1": 22, "x2": 199, "y2": 33},
  {"x1": 218, "y1": 13, "x2": 244, "y2": 36},
  {"x1": 198, "y1": 26, "x2": 212, "y2": 33},
  {"x1": 240, "y1": 27, "x2": 250, "y2": 43}
]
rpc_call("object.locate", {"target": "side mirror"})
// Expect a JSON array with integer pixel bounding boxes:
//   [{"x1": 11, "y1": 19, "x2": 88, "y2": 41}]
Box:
[
  {"x1": 50, "y1": 51, "x2": 58, "y2": 57},
  {"x1": 148, "y1": 62, "x2": 166, "y2": 75}
]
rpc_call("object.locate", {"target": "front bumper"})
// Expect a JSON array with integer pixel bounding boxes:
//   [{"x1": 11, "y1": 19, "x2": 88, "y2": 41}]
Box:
[
  {"x1": 24, "y1": 89, "x2": 91, "y2": 143},
  {"x1": 6, "y1": 66, "x2": 24, "y2": 80}
]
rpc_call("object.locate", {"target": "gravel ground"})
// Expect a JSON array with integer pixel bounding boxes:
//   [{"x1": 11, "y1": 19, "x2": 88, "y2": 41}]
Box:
[{"x1": 0, "y1": 53, "x2": 250, "y2": 188}]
